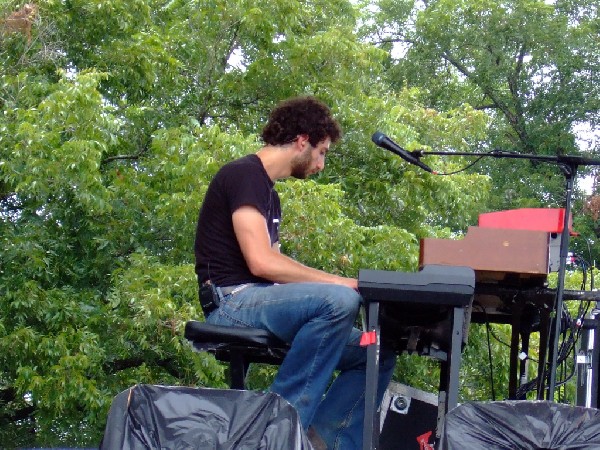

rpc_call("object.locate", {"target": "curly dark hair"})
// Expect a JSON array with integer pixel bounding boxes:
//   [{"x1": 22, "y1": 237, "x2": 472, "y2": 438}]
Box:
[{"x1": 261, "y1": 96, "x2": 342, "y2": 147}]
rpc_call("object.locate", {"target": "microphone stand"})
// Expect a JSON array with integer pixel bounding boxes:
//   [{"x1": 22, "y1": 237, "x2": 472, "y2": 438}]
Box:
[{"x1": 409, "y1": 148, "x2": 600, "y2": 399}]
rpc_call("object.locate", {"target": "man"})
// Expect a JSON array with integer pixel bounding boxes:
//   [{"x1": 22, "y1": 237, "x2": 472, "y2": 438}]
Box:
[{"x1": 194, "y1": 96, "x2": 396, "y2": 449}]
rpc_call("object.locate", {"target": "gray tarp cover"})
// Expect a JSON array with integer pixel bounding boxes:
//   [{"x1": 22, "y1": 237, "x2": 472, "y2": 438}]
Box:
[
  {"x1": 439, "y1": 400, "x2": 600, "y2": 449},
  {"x1": 100, "y1": 384, "x2": 312, "y2": 450}
]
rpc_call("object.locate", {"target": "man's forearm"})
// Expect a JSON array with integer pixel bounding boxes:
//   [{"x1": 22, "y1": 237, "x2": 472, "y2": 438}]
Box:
[{"x1": 252, "y1": 250, "x2": 357, "y2": 289}]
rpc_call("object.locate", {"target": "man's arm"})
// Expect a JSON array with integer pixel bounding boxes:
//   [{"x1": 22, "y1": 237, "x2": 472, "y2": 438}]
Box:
[{"x1": 232, "y1": 205, "x2": 357, "y2": 289}]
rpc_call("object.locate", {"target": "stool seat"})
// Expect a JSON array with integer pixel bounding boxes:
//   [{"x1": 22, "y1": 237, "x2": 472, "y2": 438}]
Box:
[{"x1": 184, "y1": 321, "x2": 290, "y2": 389}]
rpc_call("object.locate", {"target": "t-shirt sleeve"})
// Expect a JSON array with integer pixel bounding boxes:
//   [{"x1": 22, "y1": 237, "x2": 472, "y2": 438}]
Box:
[{"x1": 223, "y1": 165, "x2": 271, "y2": 218}]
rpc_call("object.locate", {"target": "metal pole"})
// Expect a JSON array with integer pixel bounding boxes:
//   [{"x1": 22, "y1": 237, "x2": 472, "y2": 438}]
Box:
[{"x1": 548, "y1": 164, "x2": 576, "y2": 399}]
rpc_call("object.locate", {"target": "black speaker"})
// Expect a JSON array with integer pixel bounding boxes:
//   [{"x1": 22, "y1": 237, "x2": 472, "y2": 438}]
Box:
[{"x1": 379, "y1": 382, "x2": 438, "y2": 450}]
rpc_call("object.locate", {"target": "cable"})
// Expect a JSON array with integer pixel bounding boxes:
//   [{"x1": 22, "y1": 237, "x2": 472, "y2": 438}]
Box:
[
  {"x1": 472, "y1": 249, "x2": 595, "y2": 400},
  {"x1": 435, "y1": 154, "x2": 488, "y2": 176},
  {"x1": 516, "y1": 299, "x2": 592, "y2": 398},
  {"x1": 484, "y1": 321, "x2": 497, "y2": 401},
  {"x1": 473, "y1": 301, "x2": 512, "y2": 349},
  {"x1": 429, "y1": 148, "x2": 525, "y2": 176}
]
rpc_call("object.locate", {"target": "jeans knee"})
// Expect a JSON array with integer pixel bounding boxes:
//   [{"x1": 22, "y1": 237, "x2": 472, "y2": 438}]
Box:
[{"x1": 321, "y1": 285, "x2": 361, "y2": 321}]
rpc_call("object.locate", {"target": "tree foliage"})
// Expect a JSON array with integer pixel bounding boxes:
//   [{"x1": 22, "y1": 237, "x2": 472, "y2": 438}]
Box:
[
  {"x1": 367, "y1": 0, "x2": 599, "y2": 213},
  {"x1": 1, "y1": 0, "x2": 595, "y2": 446}
]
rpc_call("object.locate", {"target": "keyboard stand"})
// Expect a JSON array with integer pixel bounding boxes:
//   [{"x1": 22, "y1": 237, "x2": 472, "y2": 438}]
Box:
[{"x1": 359, "y1": 266, "x2": 475, "y2": 450}]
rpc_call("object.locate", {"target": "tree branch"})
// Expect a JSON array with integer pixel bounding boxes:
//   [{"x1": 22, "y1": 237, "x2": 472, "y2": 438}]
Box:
[
  {"x1": 103, "y1": 356, "x2": 184, "y2": 379},
  {"x1": 439, "y1": 48, "x2": 532, "y2": 152},
  {"x1": 1, "y1": 404, "x2": 35, "y2": 422},
  {"x1": 0, "y1": 387, "x2": 36, "y2": 422},
  {"x1": 373, "y1": 37, "x2": 416, "y2": 47},
  {"x1": 196, "y1": 21, "x2": 242, "y2": 125},
  {"x1": 101, "y1": 154, "x2": 141, "y2": 164},
  {"x1": 475, "y1": 103, "x2": 500, "y2": 110},
  {"x1": 505, "y1": 43, "x2": 533, "y2": 152},
  {"x1": 101, "y1": 143, "x2": 150, "y2": 165},
  {"x1": 0, "y1": 386, "x2": 17, "y2": 403}
]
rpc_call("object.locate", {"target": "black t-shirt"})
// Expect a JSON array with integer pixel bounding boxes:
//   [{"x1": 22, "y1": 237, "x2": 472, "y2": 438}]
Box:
[{"x1": 194, "y1": 154, "x2": 281, "y2": 287}]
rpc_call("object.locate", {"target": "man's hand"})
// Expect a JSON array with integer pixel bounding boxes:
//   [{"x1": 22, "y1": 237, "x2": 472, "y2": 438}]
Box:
[{"x1": 336, "y1": 276, "x2": 358, "y2": 291}]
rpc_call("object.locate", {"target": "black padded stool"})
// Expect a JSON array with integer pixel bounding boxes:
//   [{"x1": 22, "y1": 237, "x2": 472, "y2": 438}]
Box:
[{"x1": 184, "y1": 321, "x2": 290, "y2": 389}]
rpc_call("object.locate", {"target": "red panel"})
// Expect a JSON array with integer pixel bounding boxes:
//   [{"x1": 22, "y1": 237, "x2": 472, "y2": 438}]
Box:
[{"x1": 478, "y1": 208, "x2": 571, "y2": 233}]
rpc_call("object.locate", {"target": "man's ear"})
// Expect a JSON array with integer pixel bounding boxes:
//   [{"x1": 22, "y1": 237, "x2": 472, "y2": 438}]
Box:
[{"x1": 296, "y1": 134, "x2": 311, "y2": 151}]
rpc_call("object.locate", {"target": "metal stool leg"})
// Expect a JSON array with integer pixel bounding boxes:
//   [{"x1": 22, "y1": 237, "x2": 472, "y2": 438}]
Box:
[{"x1": 229, "y1": 349, "x2": 249, "y2": 389}]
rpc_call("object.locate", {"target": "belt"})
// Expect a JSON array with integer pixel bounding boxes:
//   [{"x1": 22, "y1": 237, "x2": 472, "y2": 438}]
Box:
[{"x1": 218, "y1": 283, "x2": 255, "y2": 297}]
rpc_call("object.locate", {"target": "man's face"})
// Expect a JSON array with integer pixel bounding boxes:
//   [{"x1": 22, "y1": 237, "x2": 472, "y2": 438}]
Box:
[{"x1": 291, "y1": 137, "x2": 331, "y2": 179}]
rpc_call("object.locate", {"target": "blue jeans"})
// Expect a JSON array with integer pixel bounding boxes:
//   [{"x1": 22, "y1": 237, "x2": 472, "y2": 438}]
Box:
[{"x1": 205, "y1": 283, "x2": 397, "y2": 450}]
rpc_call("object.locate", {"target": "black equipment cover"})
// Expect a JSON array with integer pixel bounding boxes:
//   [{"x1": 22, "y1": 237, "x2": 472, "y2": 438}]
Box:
[
  {"x1": 439, "y1": 400, "x2": 600, "y2": 449},
  {"x1": 100, "y1": 384, "x2": 311, "y2": 449}
]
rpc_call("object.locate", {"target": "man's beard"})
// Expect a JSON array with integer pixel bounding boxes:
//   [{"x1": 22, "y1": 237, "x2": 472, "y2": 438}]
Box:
[{"x1": 290, "y1": 148, "x2": 313, "y2": 179}]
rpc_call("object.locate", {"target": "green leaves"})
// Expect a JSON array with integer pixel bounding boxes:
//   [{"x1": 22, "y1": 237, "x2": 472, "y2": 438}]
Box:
[
  {"x1": 4, "y1": 70, "x2": 115, "y2": 212},
  {"x1": 374, "y1": 0, "x2": 598, "y2": 188},
  {"x1": 0, "y1": 0, "x2": 513, "y2": 445}
]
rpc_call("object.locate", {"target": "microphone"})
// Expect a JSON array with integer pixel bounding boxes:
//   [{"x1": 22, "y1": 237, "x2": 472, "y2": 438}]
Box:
[{"x1": 371, "y1": 131, "x2": 434, "y2": 173}]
